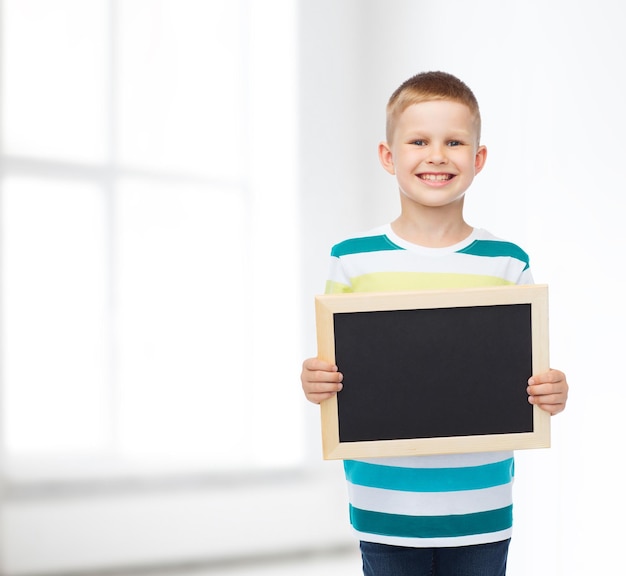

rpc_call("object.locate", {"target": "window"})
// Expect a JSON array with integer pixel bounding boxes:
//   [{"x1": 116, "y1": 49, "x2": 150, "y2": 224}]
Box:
[{"x1": 1, "y1": 0, "x2": 302, "y2": 478}]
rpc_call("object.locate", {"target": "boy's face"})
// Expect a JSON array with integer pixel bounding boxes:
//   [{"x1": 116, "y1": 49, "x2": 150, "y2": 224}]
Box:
[{"x1": 379, "y1": 100, "x2": 486, "y2": 213}]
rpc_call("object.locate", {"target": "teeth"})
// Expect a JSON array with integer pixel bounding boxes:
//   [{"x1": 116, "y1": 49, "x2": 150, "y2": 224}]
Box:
[{"x1": 420, "y1": 173, "x2": 451, "y2": 181}]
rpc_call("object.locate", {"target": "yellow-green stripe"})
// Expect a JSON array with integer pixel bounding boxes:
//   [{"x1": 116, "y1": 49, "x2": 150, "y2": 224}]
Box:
[{"x1": 349, "y1": 272, "x2": 513, "y2": 292}]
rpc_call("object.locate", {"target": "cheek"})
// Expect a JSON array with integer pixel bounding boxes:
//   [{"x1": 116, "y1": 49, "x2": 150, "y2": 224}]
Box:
[
  {"x1": 460, "y1": 155, "x2": 479, "y2": 173},
  {"x1": 398, "y1": 152, "x2": 422, "y2": 170}
]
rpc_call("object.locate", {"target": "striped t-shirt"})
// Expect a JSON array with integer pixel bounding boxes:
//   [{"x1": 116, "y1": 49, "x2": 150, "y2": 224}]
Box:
[{"x1": 325, "y1": 224, "x2": 533, "y2": 548}]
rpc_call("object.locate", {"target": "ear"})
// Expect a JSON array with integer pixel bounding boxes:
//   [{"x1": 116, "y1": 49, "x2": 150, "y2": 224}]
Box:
[
  {"x1": 474, "y1": 145, "x2": 487, "y2": 175},
  {"x1": 378, "y1": 141, "x2": 396, "y2": 175}
]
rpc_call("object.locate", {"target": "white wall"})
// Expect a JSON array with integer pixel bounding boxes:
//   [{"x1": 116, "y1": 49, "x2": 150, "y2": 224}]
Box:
[{"x1": 299, "y1": 1, "x2": 626, "y2": 574}]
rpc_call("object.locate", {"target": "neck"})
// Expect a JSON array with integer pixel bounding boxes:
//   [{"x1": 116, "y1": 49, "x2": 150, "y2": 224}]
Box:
[{"x1": 391, "y1": 211, "x2": 472, "y2": 248}]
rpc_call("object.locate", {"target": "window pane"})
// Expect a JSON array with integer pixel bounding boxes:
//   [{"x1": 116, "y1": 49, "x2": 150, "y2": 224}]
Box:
[
  {"x1": 2, "y1": 177, "x2": 110, "y2": 454},
  {"x1": 116, "y1": 0, "x2": 244, "y2": 178},
  {"x1": 114, "y1": 179, "x2": 250, "y2": 467},
  {"x1": 1, "y1": 0, "x2": 108, "y2": 162},
  {"x1": 1, "y1": 0, "x2": 302, "y2": 474}
]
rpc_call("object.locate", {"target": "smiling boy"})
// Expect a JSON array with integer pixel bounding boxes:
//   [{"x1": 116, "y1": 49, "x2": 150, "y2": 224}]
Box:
[
  {"x1": 380, "y1": 98, "x2": 485, "y2": 248},
  {"x1": 301, "y1": 72, "x2": 568, "y2": 576}
]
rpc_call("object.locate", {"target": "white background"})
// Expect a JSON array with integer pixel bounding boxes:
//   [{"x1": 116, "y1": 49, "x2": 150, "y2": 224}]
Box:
[{"x1": 2, "y1": 1, "x2": 624, "y2": 574}]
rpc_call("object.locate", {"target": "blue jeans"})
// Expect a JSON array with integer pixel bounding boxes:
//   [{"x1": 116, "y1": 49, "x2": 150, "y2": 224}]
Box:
[{"x1": 360, "y1": 539, "x2": 510, "y2": 576}]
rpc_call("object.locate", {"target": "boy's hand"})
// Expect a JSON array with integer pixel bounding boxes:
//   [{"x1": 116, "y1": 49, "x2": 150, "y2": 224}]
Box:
[
  {"x1": 301, "y1": 357, "x2": 343, "y2": 404},
  {"x1": 527, "y1": 368, "x2": 569, "y2": 415}
]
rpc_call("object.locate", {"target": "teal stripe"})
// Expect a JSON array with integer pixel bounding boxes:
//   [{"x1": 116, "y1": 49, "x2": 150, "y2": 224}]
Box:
[
  {"x1": 349, "y1": 504, "x2": 513, "y2": 538},
  {"x1": 457, "y1": 240, "x2": 530, "y2": 270},
  {"x1": 344, "y1": 458, "x2": 514, "y2": 492},
  {"x1": 331, "y1": 235, "x2": 404, "y2": 258}
]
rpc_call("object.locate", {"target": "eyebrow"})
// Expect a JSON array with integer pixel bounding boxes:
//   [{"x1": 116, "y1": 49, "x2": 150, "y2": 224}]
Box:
[{"x1": 403, "y1": 129, "x2": 473, "y2": 140}]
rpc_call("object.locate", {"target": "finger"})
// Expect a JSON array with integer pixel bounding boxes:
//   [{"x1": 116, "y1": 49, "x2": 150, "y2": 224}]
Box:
[
  {"x1": 527, "y1": 382, "x2": 559, "y2": 397},
  {"x1": 304, "y1": 381, "x2": 344, "y2": 404},
  {"x1": 309, "y1": 380, "x2": 342, "y2": 391},
  {"x1": 303, "y1": 357, "x2": 338, "y2": 373},
  {"x1": 528, "y1": 368, "x2": 565, "y2": 386},
  {"x1": 528, "y1": 391, "x2": 565, "y2": 404},
  {"x1": 527, "y1": 380, "x2": 568, "y2": 400},
  {"x1": 529, "y1": 397, "x2": 566, "y2": 415},
  {"x1": 310, "y1": 369, "x2": 343, "y2": 384}
]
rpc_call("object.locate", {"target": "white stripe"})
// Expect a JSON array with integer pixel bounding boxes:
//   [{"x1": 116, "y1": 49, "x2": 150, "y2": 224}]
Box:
[
  {"x1": 384, "y1": 225, "x2": 481, "y2": 252},
  {"x1": 352, "y1": 451, "x2": 513, "y2": 469},
  {"x1": 343, "y1": 250, "x2": 525, "y2": 278},
  {"x1": 347, "y1": 482, "x2": 513, "y2": 516},
  {"x1": 354, "y1": 528, "x2": 513, "y2": 548},
  {"x1": 326, "y1": 257, "x2": 352, "y2": 286}
]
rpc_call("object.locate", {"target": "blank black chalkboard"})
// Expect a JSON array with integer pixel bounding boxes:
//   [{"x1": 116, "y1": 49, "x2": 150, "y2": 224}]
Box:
[{"x1": 315, "y1": 285, "x2": 550, "y2": 459}]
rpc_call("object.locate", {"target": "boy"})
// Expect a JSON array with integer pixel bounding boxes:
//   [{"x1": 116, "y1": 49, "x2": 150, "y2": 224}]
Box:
[{"x1": 300, "y1": 71, "x2": 569, "y2": 576}]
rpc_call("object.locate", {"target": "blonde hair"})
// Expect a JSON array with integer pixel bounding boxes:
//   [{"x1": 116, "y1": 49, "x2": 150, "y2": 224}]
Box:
[{"x1": 386, "y1": 71, "x2": 481, "y2": 143}]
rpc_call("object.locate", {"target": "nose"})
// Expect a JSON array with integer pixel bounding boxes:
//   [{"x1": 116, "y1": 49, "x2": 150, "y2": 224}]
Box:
[{"x1": 428, "y1": 143, "x2": 448, "y2": 164}]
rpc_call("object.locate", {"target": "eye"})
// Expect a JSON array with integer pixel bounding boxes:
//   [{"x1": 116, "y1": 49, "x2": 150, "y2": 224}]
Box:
[
  {"x1": 411, "y1": 139, "x2": 427, "y2": 146},
  {"x1": 448, "y1": 140, "x2": 462, "y2": 147}
]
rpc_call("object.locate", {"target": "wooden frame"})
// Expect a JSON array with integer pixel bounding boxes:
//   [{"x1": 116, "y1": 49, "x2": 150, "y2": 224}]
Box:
[{"x1": 315, "y1": 284, "x2": 550, "y2": 460}]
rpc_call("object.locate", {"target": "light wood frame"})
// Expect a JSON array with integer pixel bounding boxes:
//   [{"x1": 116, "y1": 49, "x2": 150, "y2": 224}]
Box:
[{"x1": 315, "y1": 284, "x2": 550, "y2": 460}]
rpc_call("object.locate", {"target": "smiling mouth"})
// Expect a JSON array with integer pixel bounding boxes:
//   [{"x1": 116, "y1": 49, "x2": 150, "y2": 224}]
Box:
[{"x1": 418, "y1": 173, "x2": 454, "y2": 181}]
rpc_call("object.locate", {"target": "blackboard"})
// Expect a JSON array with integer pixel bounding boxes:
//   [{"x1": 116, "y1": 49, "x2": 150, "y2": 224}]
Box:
[{"x1": 315, "y1": 285, "x2": 550, "y2": 460}]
